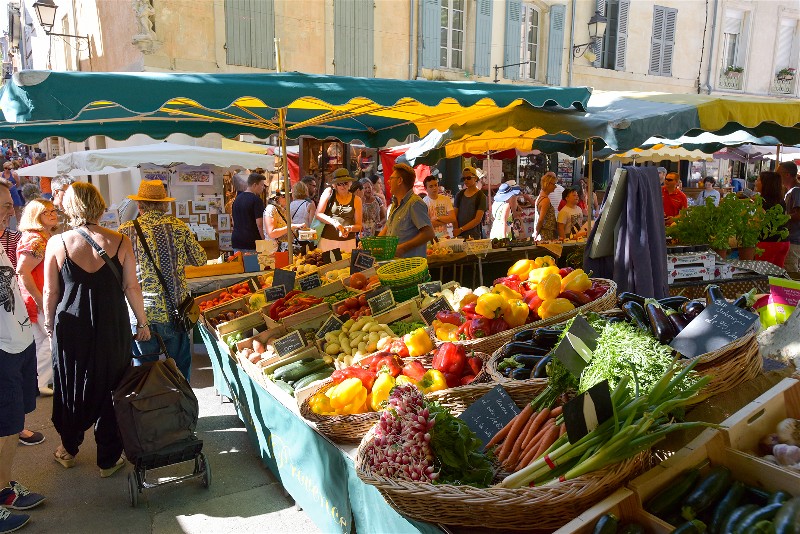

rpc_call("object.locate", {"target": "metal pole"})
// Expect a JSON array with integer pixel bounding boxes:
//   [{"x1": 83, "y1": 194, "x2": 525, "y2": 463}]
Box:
[
  {"x1": 587, "y1": 140, "x2": 594, "y2": 223},
  {"x1": 275, "y1": 38, "x2": 294, "y2": 265},
  {"x1": 775, "y1": 144, "x2": 782, "y2": 168}
]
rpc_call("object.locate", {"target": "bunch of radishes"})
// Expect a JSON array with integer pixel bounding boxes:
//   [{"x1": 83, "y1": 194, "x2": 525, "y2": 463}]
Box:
[{"x1": 364, "y1": 385, "x2": 438, "y2": 482}]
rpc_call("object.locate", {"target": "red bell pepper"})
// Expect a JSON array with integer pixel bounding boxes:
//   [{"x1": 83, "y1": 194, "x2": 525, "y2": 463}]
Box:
[
  {"x1": 435, "y1": 310, "x2": 463, "y2": 326},
  {"x1": 493, "y1": 275, "x2": 522, "y2": 294},
  {"x1": 331, "y1": 366, "x2": 376, "y2": 391},
  {"x1": 388, "y1": 339, "x2": 410, "y2": 358},
  {"x1": 443, "y1": 372, "x2": 461, "y2": 389},
  {"x1": 584, "y1": 282, "x2": 608, "y2": 301},
  {"x1": 466, "y1": 356, "x2": 482, "y2": 376},
  {"x1": 460, "y1": 374, "x2": 476, "y2": 386},
  {"x1": 465, "y1": 318, "x2": 490, "y2": 339},
  {"x1": 558, "y1": 267, "x2": 575, "y2": 278},
  {"x1": 375, "y1": 354, "x2": 403, "y2": 377},
  {"x1": 489, "y1": 317, "x2": 510, "y2": 335},
  {"x1": 432, "y1": 342, "x2": 467, "y2": 376},
  {"x1": 461, "y1": 302, "x2": 478, "y2": 319},
  {"x1": 401, "y1": 360, "x2": 426, "y2": 382}
]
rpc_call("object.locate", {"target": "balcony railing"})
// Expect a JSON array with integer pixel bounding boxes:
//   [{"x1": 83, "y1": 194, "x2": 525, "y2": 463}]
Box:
[
  {"x1": 718, "y1": 71, "x2": 744, "y2": 90},
  {"x1": 772, "y1": 76, "x2": 796, "y2": 95}
]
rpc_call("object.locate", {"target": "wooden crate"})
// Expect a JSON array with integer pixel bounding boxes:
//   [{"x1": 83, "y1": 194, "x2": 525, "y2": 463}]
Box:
[
  {"x1": 202, "y1": 298, "x2": 251, "y2": 329},
  {"x1": 282, "y1": 306, "x2": 335, "y2": 332},
  {"x1": 217, "y1": 309, "x2": 266, "y2": 339},
  {"x1": 185, "y1": 256, "x2": 244, "y2": 279},
  {"x1": 261, "y1": 301, "x2": 331, "y2": 328},
  {"x1": 554, "y1": 488, "x2": 672, "y2": 534},
  {"x1": 374, "y1": 299, "x2": 423, "y2": 325},
  {"x1": 306, "y1": 279, "x2": 347, "y2": 298},
  {"x1": 261, "y1": 345, "x2": 322, "y2": 375}
]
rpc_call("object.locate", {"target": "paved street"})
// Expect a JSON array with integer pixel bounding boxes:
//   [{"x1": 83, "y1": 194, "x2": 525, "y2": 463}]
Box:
[{"x1": 14, "y1": 351, "x2": 320, "y2": 534}]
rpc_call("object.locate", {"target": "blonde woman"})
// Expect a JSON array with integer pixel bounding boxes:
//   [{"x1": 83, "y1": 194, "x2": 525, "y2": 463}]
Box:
[
  {"x1": 43, "y1": 182, "x2": 149, "y2": 476},
  {"x1": 534, "y1": 172, "x2": 558, "y2": 241},
  {"x1": 16, "y1": 199, "x2": 59, "y2": 401}
]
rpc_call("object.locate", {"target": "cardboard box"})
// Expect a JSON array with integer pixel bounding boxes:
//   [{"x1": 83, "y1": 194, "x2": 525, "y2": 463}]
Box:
[
  {"x1": 667, "y1": 266, "x2": 711, "y2": 284},
  {"x1": 667, "y1": 252, "x2": 715, "y2": 270},
  {"x1": 714, "y1": 262, "x2": 735, "y2": 280},
  {"x1": 197, "y1": 239, "x2": 220, "y2": 261}
]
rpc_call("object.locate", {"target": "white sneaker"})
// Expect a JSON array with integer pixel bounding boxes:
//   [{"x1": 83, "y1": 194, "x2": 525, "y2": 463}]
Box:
[{"x1": 38, "y1": 387, "x2": 53, "y2": 397}]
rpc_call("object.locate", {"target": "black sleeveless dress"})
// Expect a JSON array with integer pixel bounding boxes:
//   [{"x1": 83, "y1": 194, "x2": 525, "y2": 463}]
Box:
[{"x1": 52, "y1": 235, "x2": 131, "y2": 436}]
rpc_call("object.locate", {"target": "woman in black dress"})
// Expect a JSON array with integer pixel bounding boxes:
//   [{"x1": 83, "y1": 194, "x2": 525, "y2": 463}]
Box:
[{"x1": 42, "y1": 183, "x2": 150, "y2": 477}]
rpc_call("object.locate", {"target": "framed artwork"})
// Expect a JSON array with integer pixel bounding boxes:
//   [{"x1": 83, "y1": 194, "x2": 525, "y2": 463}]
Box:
[
  {"x1": 141, "y1": 166, "x2": 170, "y2": 188},
  {"x1": 204, "y1": 195, "x2": 224, "y2": 214},
  {"x1": 218, "y1": 232, "x2": 232, "y2": 251},
  {"x1": 218, "y1": 214, "x2": 231, "y2": 231},
  {"x1": 174, "y1": 166, "x2": 213, "y2": 186},
  {"x1": 189, "y1": 215, "x2": 199, "y2": 223},
  {"x1": 199, "y1": 214, "x2": 208, "y2": 224},
  {"x1": 191, "y1": 200, "x2": 209, "y2": 214},
  {"x1": 175, "y1": 201, "x2": 189, "y2": 217}
]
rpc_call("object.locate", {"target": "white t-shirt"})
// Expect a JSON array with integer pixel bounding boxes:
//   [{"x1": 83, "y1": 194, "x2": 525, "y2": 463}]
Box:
[
  {"x1": 548, "y1": 184, "x2": 565, "y2": 213},
  {"x1": 557, "y1": 205, "x2": 584, "y2": 237},
  {"x1": 697, "y1": 189, "x2": 720, "y2": 206},
  {"x1": 424, "y1": 195, "x2": 454, "y2": 238},
  {"x1": 0, "y1": 241, "x2": 34, "y2": 353}
]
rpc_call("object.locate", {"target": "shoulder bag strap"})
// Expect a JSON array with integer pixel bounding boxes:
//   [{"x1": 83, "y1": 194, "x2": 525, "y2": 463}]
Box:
[
  {"x1": 290, "y1": 199, "x2": 309, "y2": 221},
  {"x1": 132, "y1": 219, "x2": 178, "y2": 310},
  {"x1": 75, "y1": 228, "x2": 123, "y2": 289}
]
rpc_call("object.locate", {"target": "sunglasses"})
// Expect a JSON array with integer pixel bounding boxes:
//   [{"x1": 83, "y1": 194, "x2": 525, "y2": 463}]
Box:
[
  {"x1": 664, "y1": 178, "x2": 676, "y2": 183},
  {"x1": 43, "y1": 209, "x2": 58, "y2": 216}
]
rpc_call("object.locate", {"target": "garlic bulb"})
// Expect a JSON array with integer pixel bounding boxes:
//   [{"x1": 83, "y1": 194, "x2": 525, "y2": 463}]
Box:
[
  {"x1": 772, "y1": 443, "x2": 800, "y2": 466},
  {"x1": 776, "y1": 418, "x2": 800, "y2": 446}
]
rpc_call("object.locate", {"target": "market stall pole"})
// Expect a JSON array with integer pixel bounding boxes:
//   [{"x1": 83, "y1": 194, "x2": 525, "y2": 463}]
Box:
[
  {"x1": 274, "y1": 38, "x2": 295, "y2": 265},
  {"x1": 587, "y1": 140, "x2": 594, "y2": 223}
]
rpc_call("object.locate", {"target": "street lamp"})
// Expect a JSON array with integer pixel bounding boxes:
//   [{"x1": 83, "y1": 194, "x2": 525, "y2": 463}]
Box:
[
  {"x1": 32, "y1": 0, "x2": 92, "y2": 66},
  {"x1": 572, "y1": 10, "x2": 608, "y2": 61}
]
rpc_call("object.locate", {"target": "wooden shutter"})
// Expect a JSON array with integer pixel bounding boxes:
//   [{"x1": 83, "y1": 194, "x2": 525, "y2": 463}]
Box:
[
  {"x1": 661, "y1": 7, "x2": 677, "y2": 76},
  {"x1": 614, "y1": 0, "x2": 629, "y2": 71},
  {"x1": 648, "y1": 5, "x2": 664, "y2": 75},
  {"x1": 334, "y1": 0, "x2": 374, "y2": 77},
  {"x1": 546, "y1": 4, "x2": 565, "y2": 85},
  {"x1": 224, "y1": 0, "x2": 276, "y2": 69},
  {"x1": 420, "y1": 0, "x2": 441, "y2": 68},
  {"x1": 504, "y1": 0, "x2": 523, "y2": 79},
  {"x1": 592, "y1": 0, "x2": 605, "y2": 67},
  {"x1": 474, "y1": 0, "x2": 493, "y2": 76}
]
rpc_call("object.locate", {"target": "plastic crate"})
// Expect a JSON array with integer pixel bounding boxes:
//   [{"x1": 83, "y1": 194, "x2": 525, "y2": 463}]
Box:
[{"x1": 376, "y1": 257, "x2": 428, "y2": 287}]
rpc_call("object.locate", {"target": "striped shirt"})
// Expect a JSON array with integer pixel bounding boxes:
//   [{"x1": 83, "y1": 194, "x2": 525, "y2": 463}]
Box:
[{"x1": 119, "y1": 210, "x2": 206, "y2": 324}]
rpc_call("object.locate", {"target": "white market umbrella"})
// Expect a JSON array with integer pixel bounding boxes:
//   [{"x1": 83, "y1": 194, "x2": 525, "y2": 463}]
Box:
[{"x1": 15, "y1": 142, "x2": 275, "y2": 176}]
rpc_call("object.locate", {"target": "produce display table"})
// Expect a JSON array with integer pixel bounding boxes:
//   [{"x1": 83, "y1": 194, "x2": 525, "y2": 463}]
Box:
[
  {"x1": 198, "y1": 325, "x2": 441, "y2": 534},
  {"x1": 187, "y1": 270, "x2": 271, "y2": 294}
]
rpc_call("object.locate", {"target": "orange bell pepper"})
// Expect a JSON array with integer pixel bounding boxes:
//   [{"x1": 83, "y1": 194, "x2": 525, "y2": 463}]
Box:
[{"x1": 537, "y1": 273, "x2": 562, "y2": 300}]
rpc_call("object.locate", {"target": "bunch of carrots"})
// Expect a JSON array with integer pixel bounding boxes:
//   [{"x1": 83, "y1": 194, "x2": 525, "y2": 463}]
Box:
[{"x1": 487, "y1": 403, "x2": 566, "y2": 473}]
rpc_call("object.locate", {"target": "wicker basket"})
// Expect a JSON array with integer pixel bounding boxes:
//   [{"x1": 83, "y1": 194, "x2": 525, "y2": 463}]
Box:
[
  {"x1": 447, "y1": 278, "x2": 618, "y2": 355},
  {"x1": 355, "y1": 383, "x2": 651, "y2": 530},
  {"x1": 299, "y1": 351, "x2": 494, "y2": 442},
  {"x1": 377, "y1": 257, "x2": 429, "y2": 287},
  {"x1": 361, "y1": 236, "x2": 398, "y2": 261}
]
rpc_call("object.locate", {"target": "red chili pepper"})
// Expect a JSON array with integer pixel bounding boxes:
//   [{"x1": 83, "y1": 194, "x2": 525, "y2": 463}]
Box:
[
  {"x1": 277, "y1": 304, "x2": 305, "y2": 318},
  {"x1": 457, "y1": 321, "x2": 470, "y2": 340},
  {"x1": 432, "y1": 342, "x2": 467, "y2": 375}
]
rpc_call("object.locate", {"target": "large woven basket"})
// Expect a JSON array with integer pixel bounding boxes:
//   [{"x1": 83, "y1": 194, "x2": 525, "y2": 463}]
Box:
[
  {"x1": 355, "y1": 380, "x2": 651, "y2": 530},
  {"x1": 446, "y1": 278, "x2": 617, "y2": 355},
  {"x1": 299, "y1": 351, "x2": 494, "y2": 442}
]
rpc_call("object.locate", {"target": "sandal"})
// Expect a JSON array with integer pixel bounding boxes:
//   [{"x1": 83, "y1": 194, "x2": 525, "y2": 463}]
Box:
[
  {"x1": 100, "y1": 458, "x2": 125, "y2": 478},
  {"x1": 54, "y1": 446, "x2": 76, "y2": 468}
]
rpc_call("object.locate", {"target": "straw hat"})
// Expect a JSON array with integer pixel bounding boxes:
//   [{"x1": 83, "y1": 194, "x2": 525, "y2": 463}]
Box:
[
  {"x1": 331, "y1": 168, "x2": 355, "y2": 184},
  {"x1": 127, "y1": 180, "x2": 175, "y2": 202}
]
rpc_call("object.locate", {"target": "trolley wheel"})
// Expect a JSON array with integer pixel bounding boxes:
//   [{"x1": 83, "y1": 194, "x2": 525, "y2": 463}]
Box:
[
  {"x1": 199, "y1": 453, "x2": 211, "y2": 489},
  {"x1": 128, "y1": 473, "x2": 138, "y2": 507}
]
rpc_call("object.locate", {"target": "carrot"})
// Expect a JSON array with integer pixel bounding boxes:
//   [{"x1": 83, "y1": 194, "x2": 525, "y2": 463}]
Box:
[
  {"x1": 531, "y1": 425, "x2": 560, "y2": 464},
  {"x1": 514, "y1": 419, "x2": 556, "y2": 471},
  {"x1": 497, "y1": 404, "x2": 533, "y2": 461},
  {"x1": 550, "y1": 405, "x2": 563, "y2": 418},
  {"x1": 504, "y1": 410, "x2": 540, "y2": 469},
  {"x1": 520, "y1": 408, "x2": 550, "y2": 450},
  {"x1": 559, "y1": 422, "x2": 566, "y2": 437}
]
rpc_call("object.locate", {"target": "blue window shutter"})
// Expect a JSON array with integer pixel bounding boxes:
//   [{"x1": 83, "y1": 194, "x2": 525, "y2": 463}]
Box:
[
  {"x1": 592, "y1": 0, "x2": 605, "y2": 67},
  {"x1": 335, "y1": 0, "x2": 374, "y2": 77},
  {"x1": 546, "y1": 4, "x2": 565, "y2": 85},
  {"x1": 649, "y1": 6, "x2": 665, "y2": 75},
  {"x1": 420, "y1": 0, "x2": 441, "y2": 69},
  {"x1": 474, "y1": 0, "x2": 493, "y2": 76},
  {"x1": 504, "y1": 0, "x2": 523, "y2": 79},
  {"x1": 614, "y1": 0, "x2": 629, "y2": 70},
  {"x1": 661, "y1": 7, "x2": 677, "y2": 76},
  {"x1": 224, "y1": 0, "x2": 276, "y2": 69}
]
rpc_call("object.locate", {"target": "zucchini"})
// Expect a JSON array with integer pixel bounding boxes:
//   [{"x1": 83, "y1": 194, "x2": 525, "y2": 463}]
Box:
[
  {"x1": 293, "y1": 368, "x2": 334, "y2": 390},
  {"x1": 682, "y1": 465, "x2": 732, "y2": 520},
  {"x1": 273, "y1": 358, "x2": 315, "y2": 380},
  {"x1": 722, "y1": 504, "x2": 759, "y2": 534},
  {"x1": 674, "y1": 519, "x2": 707, "y2": 533},
  {"x1": 744, "y1": 486, "x2": 772, "y2": 506},
  {"x1": 645, "y1": 468, "x2": 701, "y2": 517},
  {"x1": 774, "y1": 496, "x2": 800, "y2": 534},
  {"x1": 272, "y1": 379, "x2": 295, "y2": 396},
  {"x1": 735, "y1": 503, "x2": 783, "y2": 534},
  {"x1": 280, "y1": 359, "x2": 330, "y2": 382},
  {"x1": 768, "y1": 491, "x2": 791, "y2": 506},
  {"x1": 618, "y1": 524, "x2": 646, "y2": 534},
  {"x1": 591, "y1": 513, "x2": 618, "y2": 534},
  {"x1": 709, "y1": 481, "x2": 745, "y2": 534}
]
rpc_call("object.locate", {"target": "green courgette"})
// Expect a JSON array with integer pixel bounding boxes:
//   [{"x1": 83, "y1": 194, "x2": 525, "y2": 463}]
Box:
[
  {"x1": 293, "y1": 368, "x2": 334, "y2": 390},
  {"x1": 277, "y1": 359, "x2": 328, "y2": 382},
  {"x1": 273, "y1": 358, "x2": 315, "y2": 380},
  {"x1": 768, "y1": 491, "x2": 792, "y2": 506},
  {"x1": 682, "y1": 465, "x2": 732, "y2": 520},
  {"x1": 774, "y1": 497, "x2": 800, "y2": 534},
  {"x1": 591, "y1": 513, "x2": 618, "y2": 534},
  {"x1": 673, "y1": 519, "x2": 707, "y2": 533},
  {"x1": 618, "y1": 523, "x2": 646, "y2": 534},
  {"x1": 645, "y1": 468, "x2": 701, "y2": 517},
  {"x1": 709, "y1": 481, "x2": 745, "y2": 534},
  {"x1": 744, "y1": 486, "x2": 772, "y2": 505},
  {"x1": 752, "y1": 521, "x2": 776, "y2": 534},
  {"x1": 272, "y1": 379, "x2": 295, "y2": 396},
  {"x1": 735, "y1": 503, "x2": 783, "y2": 534},
  {"x1": 722, "y1": 504, "x2": 759, "y2": 534}
]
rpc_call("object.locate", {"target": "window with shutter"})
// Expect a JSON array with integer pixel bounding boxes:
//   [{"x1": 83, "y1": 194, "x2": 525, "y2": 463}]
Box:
[
  {"x1": 546, "y1": 4, "x2": 565, "y2": 85},
  {"x1": 721, "y1": 10, "x2": 743, "y2": 69},
  {"x1": 224, "y1": 0, "x2": 276, "y2": 70},
  {"x1": 519, "y1": 3, "x2": 539, "y2": 79},
  {"x1": 474, "y1": 0, "x2": 493, "y2": 76},
  {"x1": 592, "y1": 0, "x2": 627, "y2": 70},
  {"x1": 614, "y1": 0, "x2": 629, "y2": 71},
  {"x1": 440, "y1": 0, "x2": 465, "y2": 69},
  {"x1": 504, "y1": 0, "x2": 522, "y2": 79},
  {"x1": 648, "y1": 5, "x2": 676, "y2": 76},
  {"x1": 334, "y1": 0, "x2": 374, "y2": 77},
  {"x1": 592, "y1": 0, "x2": 605, "y2": 68},
  {"x1": 420, "y1": 0, "x2": 441, "y2": 69}
]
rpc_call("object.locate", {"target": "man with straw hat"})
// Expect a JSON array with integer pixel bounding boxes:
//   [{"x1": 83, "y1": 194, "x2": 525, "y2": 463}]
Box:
[{"x1": 118, "y1": 180, "x2": 206, "y2": 380}]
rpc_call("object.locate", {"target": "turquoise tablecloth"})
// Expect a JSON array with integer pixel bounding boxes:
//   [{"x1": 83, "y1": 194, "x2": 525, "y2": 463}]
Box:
[{"x1": 199, "y1": 326, "x2": 440, "y2": 534}]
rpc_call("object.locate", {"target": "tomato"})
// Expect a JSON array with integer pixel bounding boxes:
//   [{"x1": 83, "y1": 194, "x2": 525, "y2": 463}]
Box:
[
  {"x1": 349, "y1": 273, "x2": 367, "y2": 290},
  {"x1": 358, "y1": 294, "x2": 367, "y2": 306},
  {"x1": 345, "y1": 297, "x2": 359, "y2": 309},
  {"x1": 335, "y1": 304, "x2": 349, "y2": 316}
]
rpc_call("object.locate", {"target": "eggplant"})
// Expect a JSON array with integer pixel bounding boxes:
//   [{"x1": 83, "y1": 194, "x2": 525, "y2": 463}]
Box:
[
  {"x1": 502, "y1": 342, "x2": 551, "y2": 359},
  {"x1": 681, "y1": 300, "x2": 706, "y2": 318},
  {"x1": 512, "y1": 328, "x2": 535, "y2": 342},
  {"x1": 732, "y1": 288, "x2": 757, "y2": 309},
  {"x1": 606, "y1": 316, "x2": 626, "y2": 325},
  {"x1": 511, "y1": 367, "x2": 533, "y2": 380},
  {"x1": 645, "y1": 299, "x2": 678, "y2": 344},
  {"x1": 666, "y1": 310, "x2": 691, "y2": 335},
  {"x1": 658, "y1": 296, "x2": 690, "y2": 312},
  {"x1": 618, "y1": 291, "x2": 647, "y2": 306},
  {"x1": 705, "y1": 284, "x2": 726, "y2": 306},
  {"x1": 501, "y1": 366, "x2": 514, "y2": 378},
  {"x1": 622, "y1": 301, "x2": 650, "y2": 332},
  {"x1": 533, "y1": 354, "x2": 552, "y2": 378},
  {"x1": 513, "y1": 354, "x2": 543, "y2": 368}
]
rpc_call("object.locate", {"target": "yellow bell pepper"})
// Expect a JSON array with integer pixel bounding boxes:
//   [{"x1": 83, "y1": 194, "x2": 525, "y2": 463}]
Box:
[
  {"x1": 475, "y1": 292, "x2": 506, "y2": 319},
  {"x1": 528, "y1": 265, "x2": 560, "y2": 283},
  {"x1": 370, "y1": 373, "x2": 395, "y2": 411},
  {"x1": 507, "y1": 259, "x2": 535, "y2": 279},
  {"x1": 418, "y1": 369, "x2": 448, "y2": 394},
  {"x1": 538, "y1": 298, "x2": 575, "y2": 319},
  {"x1": 327, "y1": 377, "x2": 364, "y2": 409},
  {"x1": 396, "y1": 375, "x2": 417, "y2": 387},
  {"x1": 492, "y1": 283, "x2": 522, "y2": 301},
  {"x1": 337, "y1": 387, "x2": 368, "y2": 414},
  {"x1": 404, "y1": 327, "x2": 434, "y2": 357},
  {"x1": 562, "y1": 269, "x2": 592, "y2": 292},
  {"x1": 435, "y1": 322, "x2": 460, "y2": 342},
  {"x1": 309, "y1": 392, "x2": 334, "y2": 415},
  {"x1": 537, "y1": 272, "x2": 563, "y2": 300},
  {"x1": 534, "y1": 255, "x2": 557, "y2": 268},
  {"x1": 503, "y1": 299, "x2": 529, "y2": 327}
]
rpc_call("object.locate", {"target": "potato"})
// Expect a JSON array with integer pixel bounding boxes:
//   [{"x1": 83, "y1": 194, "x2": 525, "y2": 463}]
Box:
[{"x1": 252, "y1": 340, "x2": 265, "y2": 353}]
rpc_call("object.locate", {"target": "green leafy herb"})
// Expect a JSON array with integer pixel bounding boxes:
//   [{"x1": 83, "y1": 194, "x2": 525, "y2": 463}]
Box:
[
  {"x1": 428, "y1": 403, "x2": 494, "y2": 487},
  {"x1": 389, "y1": 320, "x2": 426, "y2": 337},
  {"x1": 497, "y1": 356, "x2": 523, "y2": 371}
]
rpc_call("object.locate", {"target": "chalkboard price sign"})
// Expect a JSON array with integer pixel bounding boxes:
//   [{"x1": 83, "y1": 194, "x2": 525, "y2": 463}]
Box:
[
  {"x1": 670, "y1": 300, "x2": 759, "y2": 359},
  {"x1": 264, "y1": 285, "x2": 286, "y2": 302},
  {"x1": 351, "y1": 250, "x2": 376, "y2": 273},
  {"x1": 418, "y1": 280, "x2": 443, "y2": 297},
  {"x1": 563, "y1": 381, "x2": 613, "y2": 444},
  {"x1": 552, "y1": 315, "x2": 599, "y2": 378},
  {"x1": 298, "y1": 272, "x2": 322, "y2": 291},
  {"x1": 273, "y1": 330, "x2": 306, "y2": 357},
  {"x1": 316, "y1": 314, "x2": 345, "y2": 340},
  {"x1": 457, "y1": 385, "x2": 521, "y2": 450},
  {"x1": 322, "y1": 249, "x2": 343, "y2": 265},
  {"x1": 419, "y1": 296, "x2": 454, "y2": 326},
  {"x1": 272, "y1": 269, "x2": 296, "y2": 294},
  {"x1": 367, "y1": 286, "x2": 395, "y2": 316}
]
